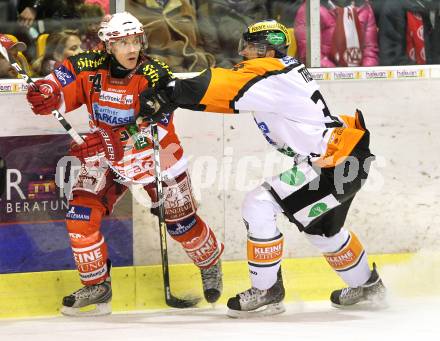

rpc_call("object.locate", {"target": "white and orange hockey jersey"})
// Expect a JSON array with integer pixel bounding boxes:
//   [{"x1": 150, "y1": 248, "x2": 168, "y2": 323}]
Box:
[
  {"x1": 48, "y1": 50, "x2": 187, "y2": 183},
  {"x1": 172, "y1": 56, "x2": 366, "y2": 167}
]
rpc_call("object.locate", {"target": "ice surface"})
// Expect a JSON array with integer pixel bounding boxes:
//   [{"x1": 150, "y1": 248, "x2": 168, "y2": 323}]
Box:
[{"x1": 0, "y1": 297, "x2": 439, "y2": 341}]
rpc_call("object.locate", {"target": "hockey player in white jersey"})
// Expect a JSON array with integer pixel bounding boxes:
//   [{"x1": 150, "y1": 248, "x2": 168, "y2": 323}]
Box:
[{"x1": 140, "y1": 19, "x2": 386, "y2": 317}]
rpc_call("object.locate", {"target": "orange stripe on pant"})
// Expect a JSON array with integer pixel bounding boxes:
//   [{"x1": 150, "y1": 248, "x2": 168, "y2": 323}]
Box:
[
  {"x1": 66, "y1": 195, "x2": 109, "y2": 285},
  {"x1": 247, "y1": 234, "x2": 284, "y2": 267},
  {"x1": 324, "y1": 231, "x2": 364, "y2": 272}
]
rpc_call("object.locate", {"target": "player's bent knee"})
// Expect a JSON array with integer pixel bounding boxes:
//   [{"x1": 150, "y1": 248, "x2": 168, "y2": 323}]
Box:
[
  {"x1": 168, "y1": 214, "x2": 224, "y2": 269},
  {"x1": 242, "y1": 188, "x2": 279, "y2": 238},
  {"x1": 242, "y1": 188, "x2": 262, "y2": 221},
  {"x1": 66, "y1": 196, "x2": 106, "y2": 234},
  {"x1": 304, "y1": 228, "x2": 350, "y2": 253}
]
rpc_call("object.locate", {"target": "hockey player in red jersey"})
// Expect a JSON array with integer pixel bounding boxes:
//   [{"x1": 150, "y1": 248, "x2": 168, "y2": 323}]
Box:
[
  {"x1": 26, "y1": 12, "x2": 223, "y2": 316},
  {"x1": 140, "y1": 20, "x2": 387, "y2": 317}
]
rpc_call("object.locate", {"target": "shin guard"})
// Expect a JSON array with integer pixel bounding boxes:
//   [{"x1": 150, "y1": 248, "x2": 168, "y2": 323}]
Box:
[
  {"x1": 66, "y1": 196, "x2": 109, "y2": 285},
  {"x1": 168, "y1": 215, "x2": 224, "y2": 269},
  {"x1": 247, "y1": 233, "x2": 284, "y2": 290}
]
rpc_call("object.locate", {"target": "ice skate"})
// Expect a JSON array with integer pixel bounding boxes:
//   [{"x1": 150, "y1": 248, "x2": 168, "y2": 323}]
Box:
[
  {"x1": 60, "y1": 278, "x2": 112, "y2": 317},
  {"x1": 200, "y1": 260, "x2": 223, "y2": 303},
  {"x1": 227, "y1": 268, "x2": 285, "y2": 318},
  {"x1": 331, "y1": 262, "x2": 387, "y2": 308}
]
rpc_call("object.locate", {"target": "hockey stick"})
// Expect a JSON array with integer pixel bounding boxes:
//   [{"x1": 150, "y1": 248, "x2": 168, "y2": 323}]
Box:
[
  {"x1": 0, "y1": 44, "x2": 84, "y2": 145},
  {"x1": 150, "y1": 122, "x2": 200, "y2": 308}
]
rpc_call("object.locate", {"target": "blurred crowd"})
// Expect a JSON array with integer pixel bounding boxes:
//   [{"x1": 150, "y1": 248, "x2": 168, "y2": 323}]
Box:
[{"x1": 0, "y1": 0, "x2": 440, "y2": 78}]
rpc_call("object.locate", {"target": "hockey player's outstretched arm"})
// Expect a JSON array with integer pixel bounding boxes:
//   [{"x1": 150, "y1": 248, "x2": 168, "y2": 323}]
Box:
[
  {"x1": 139, "y1": 67, "x2": 236, "y2": 121},
  {"x1": 139, "y1": 60, "x2": 288, "y2": 118}
]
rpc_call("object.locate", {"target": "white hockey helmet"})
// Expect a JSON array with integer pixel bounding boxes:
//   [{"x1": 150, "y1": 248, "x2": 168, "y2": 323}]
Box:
[{"x1": 98, "y1": 12, "x2": 144, "y2": 43}]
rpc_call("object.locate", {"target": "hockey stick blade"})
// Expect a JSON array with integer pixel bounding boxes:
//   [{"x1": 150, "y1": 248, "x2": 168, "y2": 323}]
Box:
[{"x1": 166, "y1": 294, "x2": 201, "y2": 309}]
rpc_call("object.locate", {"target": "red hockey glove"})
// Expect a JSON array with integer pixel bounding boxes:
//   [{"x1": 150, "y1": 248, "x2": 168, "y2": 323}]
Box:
[
  {"x1": 26, "y1": 79, "x2": 61, "y2": 115},
  {"x1": 70, "y1": 127, "x2": 123, "y2": 164}
]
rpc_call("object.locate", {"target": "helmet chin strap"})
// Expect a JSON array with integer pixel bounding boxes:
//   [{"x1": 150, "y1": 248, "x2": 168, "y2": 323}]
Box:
[
  {"x1": 257, "y1": 45, "x2": 268, "y2": 58},
  {"x1": 105, "y1": 42, "x2": 112, "y2": 54}
]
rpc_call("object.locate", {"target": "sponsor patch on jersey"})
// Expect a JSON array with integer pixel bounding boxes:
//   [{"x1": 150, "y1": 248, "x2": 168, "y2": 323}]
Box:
[
  {"x1": 254, "y1": 119, "x2": 277, "y2": 146},
  {"x1": 167, "y1": 216, "x2": 197, "y2": 236},
  {"x1": 257, "y1": 121, "x2": 269, "y2": 134},
  {"x1": 126, "y1": 125, "x2": 149, "y2": 150},
  {"x1": 66, "y1": 205, "x2": 91, "y2": 221},
  {"x1": 281, "y1": 55, "x2": 300, "y2": 66},
  {"x1": 159, "y1": 112, "x2": 173, "y2": 126},
  {"x1": 99, "y1": 91, "x2": 134, "y2": 105},
  {"x1": 54, "y1": 65, "x2": 75, "y2": 87},
  {"x1": 93, "y1": 103, "x2": 135, "y2": 126}
]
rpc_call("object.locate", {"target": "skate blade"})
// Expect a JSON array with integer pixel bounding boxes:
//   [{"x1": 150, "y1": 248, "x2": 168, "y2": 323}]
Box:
[
  {"x1": 331, "y1": 296, "x2": 389, "y2": 311},
  {"x1": 61, "y1": 302, "x2": 112, "y2": 317},
  {"x1": 227, "y1": 302, "x2": 285, "y2": 318}
]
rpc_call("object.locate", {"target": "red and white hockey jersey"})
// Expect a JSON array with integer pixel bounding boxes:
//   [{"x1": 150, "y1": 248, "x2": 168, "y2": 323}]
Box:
[{"x1": 48, "y1": 50, "x2": 187, "y2": 183}]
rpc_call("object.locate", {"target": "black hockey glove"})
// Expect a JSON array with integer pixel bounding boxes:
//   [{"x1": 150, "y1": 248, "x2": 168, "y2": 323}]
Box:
[{"x1": 139, "y1": 87, "x2": 178, "y2": 123}]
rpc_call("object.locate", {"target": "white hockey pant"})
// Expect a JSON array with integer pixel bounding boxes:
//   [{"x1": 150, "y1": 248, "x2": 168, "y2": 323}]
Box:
[{"x1": 243, "y1": 166, "x2": 371, "y2": 289}]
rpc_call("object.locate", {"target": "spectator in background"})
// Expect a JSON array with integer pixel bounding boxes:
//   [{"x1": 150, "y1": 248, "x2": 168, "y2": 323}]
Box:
[
  {"x1": 2, "y1": 1, "x2": 85, "y2": 29},
  {"x1": 0, "y1": 1, "x2": 85, "y2": 61},
  {"x1": 0, "y1": 33, "x2": 31, "y2": 78},
  {"x1": 30, "y1": 0, "x2": 84, "y2": 21},
  {"x1": 196, "y1": 0, "x2": 268, "y2": 68},
  {"x1": 32, "y1": 29, "x2": 82, "y2": 76},
  {"x1": 85, "y1": 0, "x2": 109, "y2": 14},
  {"x1": 379, "y1": 0, "x2": 440, "y2": 65},
  {"x1": 126, "y1": 0, "x2": 214, "y2": 72},
  {"x1": 0, "y1": 1, "x2": 43, "y2": 60},
  {"x1": 0, "y1": 1, "x2": 42, "y2": 28},
  {"x1": 367, "y1": 0, "x2": 384, "y2": 26},
  {"x1": 295, "y1": 0, "x2": 378, "y2": 67},
  {"x1": 78, "y1": 3, "x2": 105, "y2": 51},
  {"x1": 268, "y1": 0, "x2": 301, "y2": 27}
]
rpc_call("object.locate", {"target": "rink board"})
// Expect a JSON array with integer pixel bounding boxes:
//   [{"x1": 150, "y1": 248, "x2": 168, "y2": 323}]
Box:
[
  {"x1": 1, "y1": 66, "x2": 440, "y2": 319},
  {"x1": 0, "y1": 253, "x2": 413, "y2": 318},
  {"x1": 0, "y1": 134, "x2": 134, "y2": 274}
]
